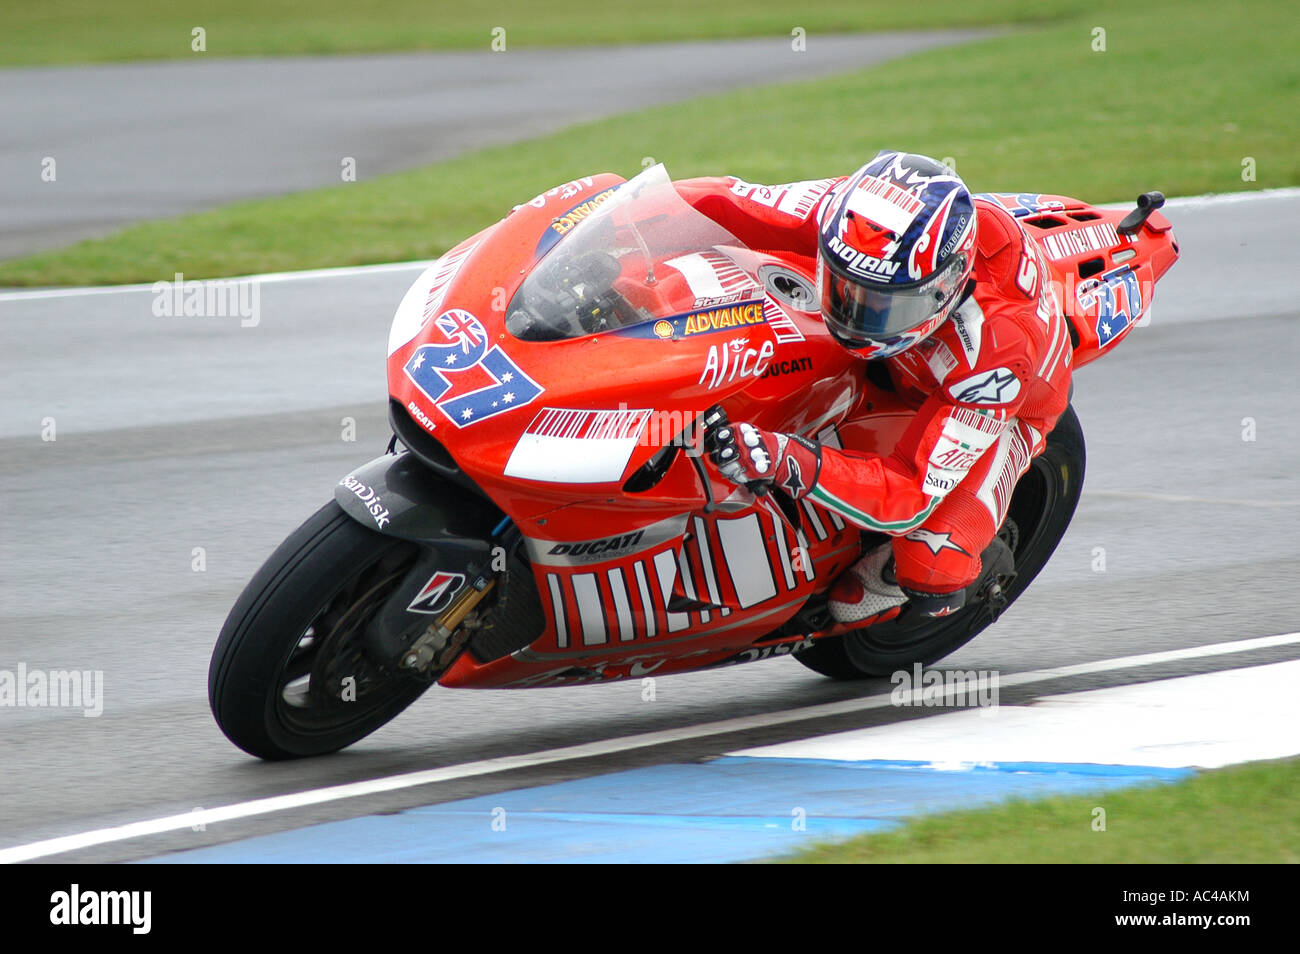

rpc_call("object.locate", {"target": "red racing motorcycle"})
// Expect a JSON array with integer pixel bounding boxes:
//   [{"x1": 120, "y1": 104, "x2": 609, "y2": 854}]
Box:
[{"x1": 208, "y1": 165, "x2": 1179, "y2": 759}]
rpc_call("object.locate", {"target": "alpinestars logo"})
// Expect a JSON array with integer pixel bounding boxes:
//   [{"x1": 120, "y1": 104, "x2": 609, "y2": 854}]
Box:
[
  {"x1": 781, "y1": 455, "x2": 805, "y2": 497},
  {"x1": 407, "y1": 571, "x2": 466, "y2": 615},
  {"x1": 904, "y1": 529, "x2": 970, "y2": 557},
  {"x1": 949, "y1": 368, "x2": 1021, "y2": 405}
]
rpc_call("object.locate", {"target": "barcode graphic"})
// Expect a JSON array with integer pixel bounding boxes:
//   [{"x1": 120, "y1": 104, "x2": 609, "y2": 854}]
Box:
[
  {"x1": 698, "y1": 250, "x2": 757, "y2": 295},
  {"x1": 949, "y1": 406, "x2": 1006, "y2": 435},
  {"x1": 421, "y1": 241, "x2": 479, "y2": 321},
  {"x1": 526, "y1": 408, "x2": 652, "y2": 441},
  {"x1": 987, "y1": 425, "x2": 1033, "y2": 526},
  {"x1": 860, "y1": 175, "x2": 924, "y2": 215},
  {"x1": 1042, "y1": 223, "x2": 1120, "y2": 260},
  {"x1": 777, "y1": 179, "x2": 838, "y2": 219},
  {"x1": 762, "y1": 293, "x2": 806, "y2": 343}
]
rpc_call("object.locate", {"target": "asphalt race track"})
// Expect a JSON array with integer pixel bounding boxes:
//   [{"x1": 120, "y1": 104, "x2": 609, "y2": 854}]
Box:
[
  {"x1": 1, "y1": 186, "x2": 1298, "y2": 861},
  {"x1": 0, "y1": 30, "x2": 987, "y2": 258}
]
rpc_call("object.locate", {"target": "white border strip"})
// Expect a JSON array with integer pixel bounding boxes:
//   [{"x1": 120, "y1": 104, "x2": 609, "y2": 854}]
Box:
[
  {"x1": 2, "y1": 630, "x2": 1298, "y2": 863},
  {"x1": 0, "y1": 259, "x2": 433, "y2": 303},
  {"x1": 1096, "y1": 186, "x2": 1300, "y2": 210},
  {"x1": 4, "y1": 186, "x2": 1297, "y2": 305}
]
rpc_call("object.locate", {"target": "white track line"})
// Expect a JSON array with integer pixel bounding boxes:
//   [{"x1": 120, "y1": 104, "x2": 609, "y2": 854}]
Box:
[
  {"x1": 2, "y1": 630, "x2": 1298, "y2": 863},
  {"x1": 3, "y1": 187, "x2": 1298, "y2": 304}
]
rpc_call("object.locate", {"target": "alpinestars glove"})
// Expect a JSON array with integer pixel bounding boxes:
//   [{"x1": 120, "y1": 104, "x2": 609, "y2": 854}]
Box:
[{"x1": 702, "y1": 405, "x2": 820, "y2": 498}]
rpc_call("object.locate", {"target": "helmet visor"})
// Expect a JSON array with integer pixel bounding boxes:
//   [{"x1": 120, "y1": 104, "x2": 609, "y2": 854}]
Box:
[{"x1": 818, "y1": 252, "x2": 968, "y2": 350}]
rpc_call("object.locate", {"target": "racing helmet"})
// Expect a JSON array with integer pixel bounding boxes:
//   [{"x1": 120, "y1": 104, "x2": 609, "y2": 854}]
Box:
[{"x1": 816, "y1": 151, "x2": 977, "y2": 359}]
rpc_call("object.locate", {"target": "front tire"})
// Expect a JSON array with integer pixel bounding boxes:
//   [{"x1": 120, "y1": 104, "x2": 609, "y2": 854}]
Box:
[
  {"x1": 208, "y1": 501, "x2": 433, "y2": 759},
  {"x1": 795, "y1": 404, "x2": 1086, "y2": 679}
]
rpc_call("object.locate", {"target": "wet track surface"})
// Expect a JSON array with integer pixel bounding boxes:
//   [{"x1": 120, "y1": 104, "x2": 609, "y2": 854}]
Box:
[
  {"x1": 1, "y1": 192, "x2": 1298, "y2": 862},
  {"x1": 0, "y1": 30, "x2": 987, "y2": 258}
]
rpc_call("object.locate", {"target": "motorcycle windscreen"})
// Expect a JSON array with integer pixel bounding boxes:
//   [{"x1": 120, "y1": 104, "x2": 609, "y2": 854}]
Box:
[{"x1": 506, "y1": 164, "x2": 752, "y2": 341}]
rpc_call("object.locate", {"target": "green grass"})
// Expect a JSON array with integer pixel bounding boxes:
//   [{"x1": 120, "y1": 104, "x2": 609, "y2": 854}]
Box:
[
  {"x1": 0, "y1": 1, "x2": 1085, "y2": 66},
  {"x1": 777, "y1": 756, "x2": 1300, "y2": 863},
  {"x1": 3, "y1": 0, "x2": 1294, "y2": 285}
]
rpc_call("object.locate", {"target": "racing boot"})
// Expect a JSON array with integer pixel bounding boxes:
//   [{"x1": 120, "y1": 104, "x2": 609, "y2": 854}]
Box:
[
  {"x1": 897, "y1": 535, "x2": 1016, "y2": 619},
  {"x1": 828, "y1": 542, "x2": 907, "y2": 624},
  {"x1": 830, "y1": 536, "x2": 1013, "y2": 624}
]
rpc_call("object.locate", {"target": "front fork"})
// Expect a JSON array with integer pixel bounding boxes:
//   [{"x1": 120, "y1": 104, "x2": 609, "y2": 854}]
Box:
[
  {"x1": 333, "y1": 450, "x2": 510, "y2": 676},
  {"x1": 394, "y1": 561, "x2": 497, "y2": 676}
]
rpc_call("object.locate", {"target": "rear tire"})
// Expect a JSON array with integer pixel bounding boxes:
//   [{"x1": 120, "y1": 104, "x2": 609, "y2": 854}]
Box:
[
  {"x1": 208, "y1": 501, "x2": 433, "y2": 759},
  {"x1": 795, "y1": 404, "x2": 1086, "y2": 679}
]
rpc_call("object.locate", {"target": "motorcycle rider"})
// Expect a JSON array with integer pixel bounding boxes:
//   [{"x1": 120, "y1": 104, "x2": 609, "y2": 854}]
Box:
[{"x1": 684, "y1": 151, "x2": 1073, "y2": 622}]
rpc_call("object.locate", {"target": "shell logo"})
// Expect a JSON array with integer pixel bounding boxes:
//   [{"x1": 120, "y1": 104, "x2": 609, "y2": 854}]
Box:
[{"x1": 653, "y1": 320, "x2": 674, "y2": 339}]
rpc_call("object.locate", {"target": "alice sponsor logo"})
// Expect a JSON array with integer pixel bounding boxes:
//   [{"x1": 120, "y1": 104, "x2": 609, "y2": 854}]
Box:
[
  {"x1": 50, "y1": 884, "x2": 150, "y2": 934},
  {"x1": 931, "y1": 445, "x2": 980, "y2": 470},
  {"x1": 0, "y1": 664, "x2": 103, "y2": 717},
  {"x1": 151, "y1": 272, "x2": 260, "y2": 328},
  {"x1": 339, "y1": 475, "x2": 391, "y2": 529},
  {"x1": 698, "y1": 336, "x2": 775, "y2": 389},
  {"x1": 890, "y1": 663, "x2": 999, "y2": 708}
]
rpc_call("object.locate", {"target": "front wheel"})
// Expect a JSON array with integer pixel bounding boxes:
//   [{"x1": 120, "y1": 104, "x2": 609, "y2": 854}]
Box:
[
  {"x1": 208, "y1": 501, "x2": 433, "y2": 759},
  {"x1": 795, "y1": 404, "x2": 1086, "y2": 679}
]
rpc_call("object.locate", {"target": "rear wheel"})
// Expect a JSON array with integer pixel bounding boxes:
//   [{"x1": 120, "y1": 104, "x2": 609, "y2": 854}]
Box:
[
  {"x1": 208, "y1": 502, "x2": 434, "y2": 759},
  {"x1": 795, "y1": 405, "x2": 1085, "y2": 679}
]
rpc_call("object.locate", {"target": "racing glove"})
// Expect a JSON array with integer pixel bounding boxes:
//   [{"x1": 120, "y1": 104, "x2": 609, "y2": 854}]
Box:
[{"x1": 702, "y1": 405, "x2": 820, "y2": 498}]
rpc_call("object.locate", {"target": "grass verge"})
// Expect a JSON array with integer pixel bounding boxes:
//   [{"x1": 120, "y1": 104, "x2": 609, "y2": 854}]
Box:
[
  {"x1": 1, "y1": 1, "x2": 1084, "y2": 66},
  {"x1": 777, "y1": 756, "x2": 1300, "y2": 863},
  {"x1": 2, "y1": 0, "x2": 1293, "y2": 285}
]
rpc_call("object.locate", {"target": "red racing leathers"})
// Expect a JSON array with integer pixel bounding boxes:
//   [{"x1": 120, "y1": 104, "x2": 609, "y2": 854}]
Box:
[{"x1": 675, "y1": 175, "x2": 1074, "y2": 595}]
